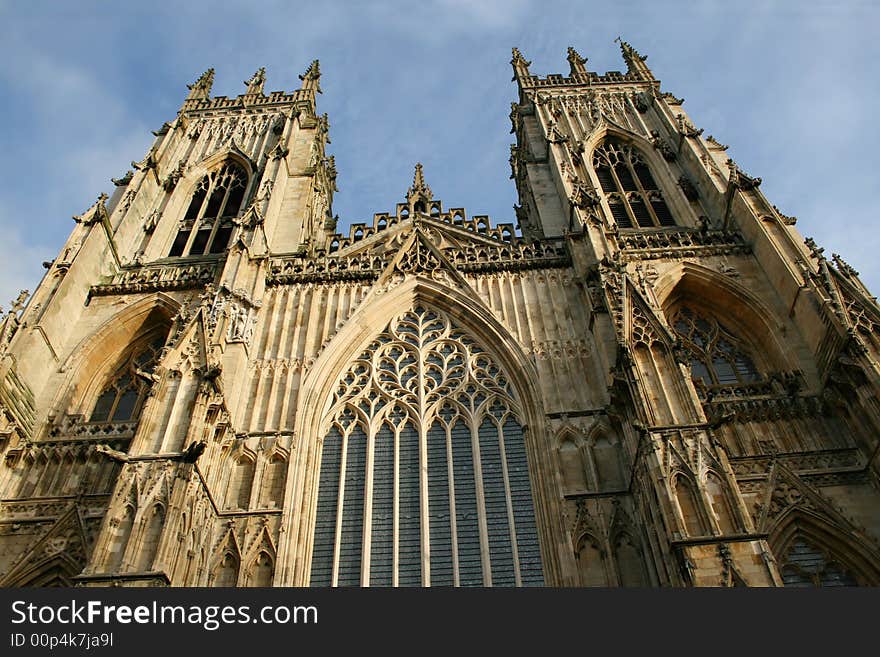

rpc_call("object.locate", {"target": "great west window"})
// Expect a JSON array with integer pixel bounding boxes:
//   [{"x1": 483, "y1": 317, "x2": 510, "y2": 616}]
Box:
[{"x1": 310, "y1": 306, "x2": 544, "y2": 586}]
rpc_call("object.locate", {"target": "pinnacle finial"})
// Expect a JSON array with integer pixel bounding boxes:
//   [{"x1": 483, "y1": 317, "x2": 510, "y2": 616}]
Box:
[
  {"x1": 511, "y1": 47, "x2": 531, "y2": 80},
  {"x1": 9, "y1": 290, "x2": 29, "y2": 314},
  {"x1": 299, "y1": 59, "x2": 322, "y2": 93},
  {"x1": 245, "y1": 67, "x2": 266, "y2": 95},
  {"x1": 407, "y1": 163, "x2": 433, "y2": 206},
  {"x1": 511, "y1": 47, "x2": 531, "y2": 66},
  {"x1": 186, "y1": 68, "x2": 214, "y2": 100},
  {"x1": 616, "y1": 37, "x2": 652, "y2": 79},
  {"x1": 413, "y1": 163, "x2": 426, "y2": 190},
  {"x1": 832, "y1": 253, "x2": 860, "y2": 278},
  {"x1": 567, "y1": 46, "x2": 587, "y2": 76},
  {"x1": 72, "y1": 193, "x2": 109, "y2": 225}
]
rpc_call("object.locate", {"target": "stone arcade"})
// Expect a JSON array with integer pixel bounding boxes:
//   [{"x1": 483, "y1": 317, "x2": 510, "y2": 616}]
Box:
[{"x1": 1, "y1": 44, "x2": 879, "y2": 587}]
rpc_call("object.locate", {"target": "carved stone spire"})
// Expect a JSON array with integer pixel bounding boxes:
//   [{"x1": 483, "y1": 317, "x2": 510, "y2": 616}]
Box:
[
  {"x1": 244, "y1": 67, "x2": 266, "y2": 95},
  {"x1": 567, "y1": 46, "x2": 588, "y2": 77},
  {"x1": 617, "y1": 37, "x2": 653, "y2": 80},
  {"x1": 511, "y1": 47, "x2": 532, "y2": 82},
  {"x1": 406, "y1": 163, "x2": 433, "y2": 210},
  {"x1": 186, "y1": 68, "x2": 214, "y2": 101},
  {"x1": 299, "y1": 60, "x2": 322, "y2": 94}
]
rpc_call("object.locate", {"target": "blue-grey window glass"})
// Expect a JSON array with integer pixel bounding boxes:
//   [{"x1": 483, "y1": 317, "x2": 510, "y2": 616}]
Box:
[
  {"x1": 781, "y1": 538, "x2": 859, "y2": 587},
  {"x1": 369, "y1": 426, "x2": 394, "y2": 586},
  {"x1": 593, "y1": 139, "x2": 675, "y2": 229},
  {"x1": 398, "y1": 422, "x2": 422, "y2": 586},
  {"x1": 671, "y1": 306, "x2": 760, "y2": 388},
  {"x1": 451, "y1": 420, "x2": 481, "y2": 586},
  {"x1": 427, "y1": 421, "x2": 453, "y2": 586},
  {"x1": 337, "y1": 427, "x2": 366, "y2": 586},
  {"x1": 310, "y1": 427, "x2": 342, "y2": 586},
  {"x1": 480, "y1": 417, "x2": 515, "y2": 585},
  {"x1": 169, "y1": 162, "x2": 247, "y2": 257},
  {"x1": 90, "y1": 335, "x2": 165, "y2": 424},
  {"x1": 311, "y1": 306, "x2": 544, "y2": 587}
]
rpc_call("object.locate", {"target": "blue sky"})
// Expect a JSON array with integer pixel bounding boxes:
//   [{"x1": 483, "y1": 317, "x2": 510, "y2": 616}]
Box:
[{"x1": 0, "y1": 1, "x2": 877, "y2": 306}]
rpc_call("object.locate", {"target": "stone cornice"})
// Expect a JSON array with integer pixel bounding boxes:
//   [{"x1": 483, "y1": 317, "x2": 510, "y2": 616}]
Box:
[
  {"x1": 266, "y1": 238, "x2": 571, "y2": 286},
  {"x1": 89, "y1": 261, "x2": 219, "y2": 297},
  {"x1": 615, "y1": 228, "x2": 750, "y2": 261},
  {"x1": 731, "y1": 447, "x2": 864, "y2": 477},
  {"x1": 180, "y1": 89, "x2": 311, "y2": 115}
]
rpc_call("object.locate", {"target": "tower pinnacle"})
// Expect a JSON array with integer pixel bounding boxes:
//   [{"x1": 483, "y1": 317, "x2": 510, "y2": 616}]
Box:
[
  {"x1": 186, "y1": 68, "x2": 214, "y2": 101},
  {"x1": 299, "y1": 60, "x2": 322, "y2": 94},
  {"x1": 567, "y1": 47, "x2": 588, "y2": 77},
  {"x1": 244, "y1": 67, "x2": 266, "y2": 95},
  {"x1": 511, "y1": 47, "x2": 532, "y2": 82},
  {"x1": 406, "y1": 163, "x2": 433, "y2": 209},
  {"x1": 616, "y1": 37, "x2": 653, "y2": 80}
]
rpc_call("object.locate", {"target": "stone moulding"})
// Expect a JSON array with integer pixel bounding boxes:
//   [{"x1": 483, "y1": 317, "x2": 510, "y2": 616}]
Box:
[
  {"x1": 47, "y1": 418, "x2": 139, "y2": 441},
  {"x1": 89, "y1": 262, "x2": 218, "y2": 297},
  {"x1": 180, "y1": 89, "x2": 310, "y2": 114},
  {"x1": 267, "y1": 239, "x2": 571, "y2": 286},
  {"x1": 328, "y1": 210, "x2": 519, "y2": 254},
  {"x1": 730, "y1": 448, "x2": 864, "y2": 478},
  {"x1": 617, "y1": 228, "x2": 750, "y2": 261},
  {"x1": 0, "y1": 496, "x2": 112, "y2": 522},
  {"x1": 519, "y1": 71, "x2": 645, "y2": 88},
  {"x1": 703, "y1": 393, "x2": 827, "y2": 423},
  {"x1": 267, "y1": 254, "x2": 384, "y2": 286}
]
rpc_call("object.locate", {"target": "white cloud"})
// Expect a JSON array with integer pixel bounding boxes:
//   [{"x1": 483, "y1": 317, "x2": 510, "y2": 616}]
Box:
[
  {"x1": 0, "y1": 202, "x2": 53, "y2": 309},
  {"x1": 434, "y1": 0, "x2": 532, "y2": 29}
]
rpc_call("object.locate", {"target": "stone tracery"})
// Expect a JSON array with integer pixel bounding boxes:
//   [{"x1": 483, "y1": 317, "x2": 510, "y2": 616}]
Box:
[
  {"x1": 310, "y1": 306, "x2": 544, "y2": 586},
  {"x1": 593, "y1": 139, "x2": 676, "y2": 229}
]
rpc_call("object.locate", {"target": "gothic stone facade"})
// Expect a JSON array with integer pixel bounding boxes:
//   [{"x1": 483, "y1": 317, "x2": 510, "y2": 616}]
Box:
[{"x1": 1, "y1": 46, "x2": 879, "y2": 587}]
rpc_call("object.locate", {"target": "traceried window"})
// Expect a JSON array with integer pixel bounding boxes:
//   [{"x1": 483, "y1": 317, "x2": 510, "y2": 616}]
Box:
[
  {"x1": 780, "y1": 538, "x2": 858, "y2": 587},
  {"x1": 168, "y1": 162, "x2": 248, "y2": 257},
  {"x1": 310, "y1": 306, "x2": 544, "y2": 587},
  {"x1": 593, "y1": 139, "x2": 675, "y2": 229},
  {"x1": 671, "y1": 306, "x2": 759, "y2": 387},
  {"x1": 89, "y1": 336, "x2": 165, "y2": 423}
]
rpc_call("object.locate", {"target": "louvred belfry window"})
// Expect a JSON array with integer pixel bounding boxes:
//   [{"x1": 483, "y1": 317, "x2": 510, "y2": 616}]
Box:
[
  {"x1": 593, "y1": 139, "x2": 675, "y2": 229},
  {"x1": 780, "y1": 538, "x2": 859, "y2": 587},
  {"x1": 310, "y1": 306, "x2": 545, "y2": 587},
  {"x1": 90, "y1": 336, "x2": 165, "y2": 423},
  {"x1": 169, "y1": 162, "x2": 248, "y2": 257},
  {"x1": 670, "y1": 306, "x2": 760, "y2": 387}
]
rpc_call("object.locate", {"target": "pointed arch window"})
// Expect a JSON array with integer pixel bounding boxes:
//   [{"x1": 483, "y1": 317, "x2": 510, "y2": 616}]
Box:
[
  {"x1": 593, "y1": 139, "x2": 675, "y2": 229},
  {"x1": 89, "y1": 335, "x2": 165, "y2": 423},
  {"x1": 670, "y1": 306, "x2": 759, "y2": 387},
  {"x1": 169, "y1": 161, "x2": 248, "y2": 257},
  {"x1": 780, "y1": 537, "x2": 859, "y2": 587},
  {"x1": 309, "y1": 306, "x2": 544, "y2": 587}
]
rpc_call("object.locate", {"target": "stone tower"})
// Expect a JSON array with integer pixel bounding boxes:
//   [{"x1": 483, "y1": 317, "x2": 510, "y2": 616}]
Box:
[{"x1": 0, "y1": 44, "x2": 878, "y2": 587}]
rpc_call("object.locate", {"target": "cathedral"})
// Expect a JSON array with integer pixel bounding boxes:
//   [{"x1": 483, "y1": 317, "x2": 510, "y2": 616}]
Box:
[{"x1": 0, "y1": 42, "x2": 878, "y2": 588}]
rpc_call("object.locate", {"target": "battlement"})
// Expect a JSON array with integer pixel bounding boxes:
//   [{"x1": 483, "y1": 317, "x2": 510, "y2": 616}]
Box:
[
  {"x1": 179, "y1": 61, "x2": 321, "y2": 116},
  {"x1": 512, "y1": 41, "x2": 656, "y2": 92},
  {"x1": 328, "y1": 164, "x2": 520, "y2": 254},
  {"x1": 180, "y1": 88, "x2": 313, "y2": 114},
  {"x1": 328, "y1": 204, "x2": 519, "y2": 254},
  {"x1": 518, "y1": 69, "x2": 644, "y2": 89}
]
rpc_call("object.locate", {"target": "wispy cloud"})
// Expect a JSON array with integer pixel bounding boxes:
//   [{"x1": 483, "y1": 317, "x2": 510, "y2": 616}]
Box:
[{"x1": 0, "y1": 202, "x2": 53, "y2": 307}]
